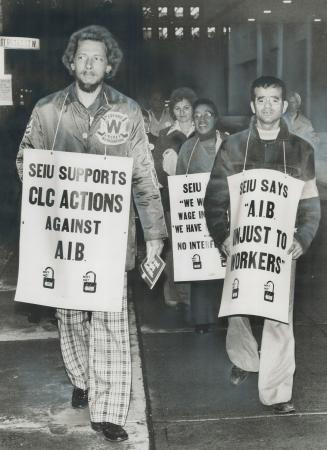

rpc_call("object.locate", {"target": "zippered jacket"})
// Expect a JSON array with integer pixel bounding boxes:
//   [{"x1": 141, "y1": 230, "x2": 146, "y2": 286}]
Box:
[
  {"x1": 16, "y1": 82, "x2": 167, "y2": 270},
  {"x1": 204, "y1": 118, "x2": 320, "y2": 253}
]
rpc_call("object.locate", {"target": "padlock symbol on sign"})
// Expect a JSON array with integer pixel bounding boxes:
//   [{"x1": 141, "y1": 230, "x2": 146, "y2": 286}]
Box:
[
  {"x1": 83, "y1": 271, "x2": 97, "y2": 293},
  {"x1": 43, "y1": 267, "x2": 55, "y2": 289},
  {"x1": 264, "y1": 281, "x2": 274, "y2": 302},
  {"x1": 232, "y1": 278, "x2": 239, "y2": 299},
  {"x1": 192, "y1": 254, "x2": 202, "y2": 269}
]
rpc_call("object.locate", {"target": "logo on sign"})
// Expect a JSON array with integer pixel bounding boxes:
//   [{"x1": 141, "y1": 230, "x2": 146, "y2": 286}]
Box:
[
  {"x1": 192, "y1": 254, "x2": 202, "y2": 269},
  {"x1": 43, "y1": 266, "x2": 55, "y2": 289},
  {"x1": 95, "y1": 111, "x2": 129, "y2": 145},
  {"x1": 232, "y1": 278, "x2": 239, "y2": 299},
  {"x1": 83, "y1": 271, "x2": 97, "y2": 293},
  {"x1": 264, "y1": 281, "x2": 274, "y2": 302}
]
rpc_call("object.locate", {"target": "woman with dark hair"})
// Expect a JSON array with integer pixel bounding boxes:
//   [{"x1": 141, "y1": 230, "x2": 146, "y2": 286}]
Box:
[
  {"x1": 176, "y1": 98, "x2": 228, "y2": 333},
  {"x1": 154, "y1": 87, "x2": 197, "y2": 308}
]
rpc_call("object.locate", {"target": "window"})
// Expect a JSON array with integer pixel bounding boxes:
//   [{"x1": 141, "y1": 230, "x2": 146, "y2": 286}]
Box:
[
  {"x1": 159, "y1": 27, "x2": 168, "y2": 39},
  {"x1": 207, "y1": 26, "x2": 216, "y2": 38},
  {"x1": 174, "y1": 7, "x2": 183, "y2": 18},
  {"x1": 143, "y1": 27, "x2": 152, "y2": 40},
  {"x1": 175, "y1": 27, "x2": 184, "y2": 39},
  {"x1": 142, "y1": 6, "x2": 152, "y2": 18},
  {"x1": 190, "y1": 6, "x2": 200, "y2": 19},
  {"x1": 158, "y1": 6, "x2": 168, "y2": 18},
  {"x1": 191, "y1": 27, "x2": 200, "y2": 39}
]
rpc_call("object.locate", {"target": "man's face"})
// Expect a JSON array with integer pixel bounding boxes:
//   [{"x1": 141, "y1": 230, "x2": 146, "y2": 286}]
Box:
[
  {"x1": 150, "y1": 92, "x2": 164, "y2": 111},
  {"x1": 250, "y1": 86, "x2": 288, "y2": 129},
  {"x1": 71, "y1": 39, "x2": 111, "y2": 92},
  {"x1": 287, "y1": 95, "x2": 300, "y2": 115}
]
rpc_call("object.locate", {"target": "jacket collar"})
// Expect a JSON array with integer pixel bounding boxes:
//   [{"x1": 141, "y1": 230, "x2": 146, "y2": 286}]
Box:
[
  {"x1": 249, "y1": 115, "x2": 290, "y2": 141},
  {"x1": 167, "y1": 120, "x2": 195, "y2": 137}
]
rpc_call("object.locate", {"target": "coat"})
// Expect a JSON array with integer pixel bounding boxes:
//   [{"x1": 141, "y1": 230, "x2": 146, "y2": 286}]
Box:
[
  {"x1": 16, "y1": 82, "x2": 167, "y2": 270},
  {"x1": 204, "y1": 118, "x2": 320, "y2": 254}
]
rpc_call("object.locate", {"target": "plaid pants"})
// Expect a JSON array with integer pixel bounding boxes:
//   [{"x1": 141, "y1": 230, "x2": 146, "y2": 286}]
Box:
[{"x1": 56, "y1": 274, "x2": 131, "y2": 425}]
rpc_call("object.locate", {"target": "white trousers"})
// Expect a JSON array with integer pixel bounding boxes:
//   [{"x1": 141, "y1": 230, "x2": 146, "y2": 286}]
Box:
[
  {"x1": 226, "y1": 262, "x2": 296, "y2": 405},
  {"x1": 56, "y1": 274, "x2": 131, "y2": 425}
]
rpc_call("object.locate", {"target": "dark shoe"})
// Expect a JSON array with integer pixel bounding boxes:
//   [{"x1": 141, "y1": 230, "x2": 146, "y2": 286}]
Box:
[
  {"x1": 194, "y1": 324, "x2": 209, "y2": 334},
  {"x1": 91, "y1": 421, "x2": 128, "y2": 442},
  {"x1": 273, "y1": 401, "x2": 295, "y2": 415},
  {"x1": 71, "y1": 387, "x2": 88, "y2": 409},
  {"x1": 230, "y1": 365, "x2": 249, "y2": 385},
  {"x1": 91, "y1": 421, "x2": 103, "y2": 432}
]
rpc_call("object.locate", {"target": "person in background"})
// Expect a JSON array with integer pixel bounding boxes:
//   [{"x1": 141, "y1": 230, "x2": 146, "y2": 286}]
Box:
[
  {"x1": 176, "y1": 98, "x2": 228, "y2": 333},
  {"x1": 146, "y1": 90, "x2": 172, "y2": 137},
  {"x1": 142, "y1": 108, "x2": 157, "y2": 151},
  {"x1": 16, "y1": 25, "x2": 167, "y2": 443},
  {"x1": 283, "y1": 91, "x2": 319, "y2": 149},
  {"x1": 204, "y1": 76, "x2": 320, "y2": 414},
  {"x1": 154, "y1": 87, "x2": 197, "y2": 308}
]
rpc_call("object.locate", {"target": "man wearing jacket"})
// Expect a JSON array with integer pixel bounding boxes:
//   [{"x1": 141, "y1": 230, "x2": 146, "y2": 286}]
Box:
[
  {"x1": 16, "y1": 25, "x2": 167, "y2": 442},
  {"x1": 204, "y1": 76, "x2": 320, "y2": 414}
]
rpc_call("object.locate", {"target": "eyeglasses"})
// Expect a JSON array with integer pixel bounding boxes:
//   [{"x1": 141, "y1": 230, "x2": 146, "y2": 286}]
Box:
[{"x1": 193, "y1": 111, "x2": 215, "y2": 120}]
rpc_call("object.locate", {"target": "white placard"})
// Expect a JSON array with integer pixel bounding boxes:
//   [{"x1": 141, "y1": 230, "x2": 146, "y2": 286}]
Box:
[
  {"x1": 15, "y1": 149, "x2": 133, "y2": 312},
  {"x1": 168, "y1": 173, "x2": 226, "y2": 281},
  {"x1": 0, "y1": 74, "x2": 13, "y2": 105},
  {"x1": 219, "y1": 169, "x2": 304, "y2": 323},
  {"x1": 0, "y1": 37, "x2": 40, "y2": 50}
]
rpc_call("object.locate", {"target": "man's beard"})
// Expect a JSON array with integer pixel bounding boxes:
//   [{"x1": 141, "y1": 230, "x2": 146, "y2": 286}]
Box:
[{"x1": 76, "y1": 78, "x2": 102, "y2": 93}]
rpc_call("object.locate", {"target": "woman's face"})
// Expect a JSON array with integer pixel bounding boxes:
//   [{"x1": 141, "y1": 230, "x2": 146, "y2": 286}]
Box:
[
  {"x1": 193, "y1": 103, "x2": 216, "y2": 135},
  {"x1": 173, "y1": 99, "x2": 193, "y2": 124}
]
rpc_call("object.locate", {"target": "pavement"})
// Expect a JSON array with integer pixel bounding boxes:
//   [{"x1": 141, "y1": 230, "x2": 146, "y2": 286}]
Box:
[{"x1": 0, "y1": 183, "x2": 327, "y2": 450}]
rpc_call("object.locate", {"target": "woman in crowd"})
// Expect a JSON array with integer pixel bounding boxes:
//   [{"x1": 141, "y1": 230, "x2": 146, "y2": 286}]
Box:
[
  {"x1": 154, "y1": 87, "x2": 197, "y2": 308},
  {"x1": 176, "y1": 98, "x2": 228, "y2": 333}
]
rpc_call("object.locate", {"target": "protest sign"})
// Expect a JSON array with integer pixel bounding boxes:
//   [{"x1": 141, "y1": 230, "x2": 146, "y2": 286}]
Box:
[
  {"x1": 168, "y1": 173, "x2": 226, "y2": 281},
  {"x1": 218, "y1": 169, "x2": 304, "y2": 323},
  {"x1": 0, "y1": 74, "x2": 12, "y2": 105},
  {"x1": 15, "y1": 149, "x2": 133, "y2": 312}
]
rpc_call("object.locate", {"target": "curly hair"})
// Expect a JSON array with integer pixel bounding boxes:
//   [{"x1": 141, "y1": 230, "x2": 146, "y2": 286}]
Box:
[
  {"x1": 169, "y1": 87, "x2": 197, "y2": 119},
  {"x1": 62, "y1": 25, "x2": 123, "y2": 79}
]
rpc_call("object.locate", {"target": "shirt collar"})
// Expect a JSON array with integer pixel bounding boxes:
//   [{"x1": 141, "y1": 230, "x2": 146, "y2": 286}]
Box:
[{"x1": 167, "y1": 120, "x2": 195, "y2": 137}]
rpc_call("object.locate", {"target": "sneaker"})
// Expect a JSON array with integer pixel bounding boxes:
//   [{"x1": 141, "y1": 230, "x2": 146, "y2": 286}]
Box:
[
  {"x1": 91, "y1": 421, "x2": 128, "y2": 442},
  {"x1": 273, "y1": 401, "x2": 295, "y2": 415},
  {"x1": 230, "y1": 365, "x2": 249, "y2": 385},
  {"x1": 71, "y1": 387, "x2": 88, "y2": 409}
]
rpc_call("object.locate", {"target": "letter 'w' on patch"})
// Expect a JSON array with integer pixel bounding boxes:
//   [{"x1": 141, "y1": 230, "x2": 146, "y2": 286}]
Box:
[{"x1": 95, "y1": 111, "x2": 129, "y2": 145}]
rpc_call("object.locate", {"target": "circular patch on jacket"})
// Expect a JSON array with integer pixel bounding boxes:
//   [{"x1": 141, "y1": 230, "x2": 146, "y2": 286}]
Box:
[{"x1": 95, "y1": 111, "x2": 129, "y2": 145}]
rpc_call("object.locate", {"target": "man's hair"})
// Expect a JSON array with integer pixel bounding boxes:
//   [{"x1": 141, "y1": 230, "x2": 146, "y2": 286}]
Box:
[
  {"x1": 169, "y1": 87, "x2": 197, "y2": 119},
  {"x1": 287, "y1": 91, "x2": 301, "y2": 107},
  {"x1": 250, "y1": 76, "x2": 287, "y2": 101},
  {"x1": 193, "y1": 98, "x2": 219, "y2": 117},
  {"x1": 62, "y1": 25, "x2": 123, "y2": 79}
]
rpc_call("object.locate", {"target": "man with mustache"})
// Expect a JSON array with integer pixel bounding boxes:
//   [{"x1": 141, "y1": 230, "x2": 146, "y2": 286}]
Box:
[{"x1": 16, "y1": 25, "x2": 166, "y2": 443}]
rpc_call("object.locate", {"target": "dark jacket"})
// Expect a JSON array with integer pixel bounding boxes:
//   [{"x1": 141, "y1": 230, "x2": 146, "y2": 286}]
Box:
[
  {"x1": 153, "y1": 122, "x2": 194, "y2": 210},
  {"x1": 204, "y1": 118, "x2": 320, "y2": 253},
  {"x1": 176, "y1": 131, "x2": 229, "y2": 175},
  {"x1": 16, "y1": 83, "x2": 167, "y2": 270}
]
